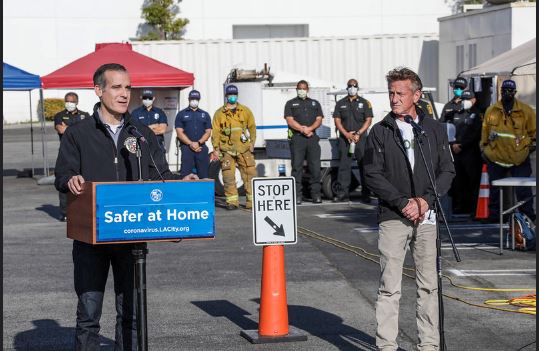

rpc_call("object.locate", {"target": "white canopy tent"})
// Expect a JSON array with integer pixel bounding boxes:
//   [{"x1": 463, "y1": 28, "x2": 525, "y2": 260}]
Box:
[{"x1": 460, "y1": 38, "x2": 536, "y2": 109}]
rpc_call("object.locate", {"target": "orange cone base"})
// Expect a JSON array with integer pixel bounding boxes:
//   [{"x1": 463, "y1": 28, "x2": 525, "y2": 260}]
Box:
[
  {"x1": 240, "y1": 326, "x2": 307, "y2": 344},
  {"x1": 240, "y1": 246, "x2": 307, "y2": 344}
]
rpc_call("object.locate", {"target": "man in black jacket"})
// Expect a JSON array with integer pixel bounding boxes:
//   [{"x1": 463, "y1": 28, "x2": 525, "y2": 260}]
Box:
[
  {"x1": 55, "y1": 63, "x2": 191, "y2": 351},
  {"x1": 440, "y1": 90, "x2": 482, "y2": 217},
  {"x1": 364, "y1": 67, "x2": 455, "y2": 351}
]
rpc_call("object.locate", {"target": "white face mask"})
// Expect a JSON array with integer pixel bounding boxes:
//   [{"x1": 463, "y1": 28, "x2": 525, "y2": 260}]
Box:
[
  {"x1": 142, "y1": 98, "x2": 153, "y2": 108},
  {"x1": 189, "y1": 100, "x2": 199, "y2": 109},
  {"x1": 65, "y1": 102, "x2": 77, "y2": 112},
  {"x1": 297, "y1": 89, "x2": 308, "y2": 99},
  {"x1": 347, "y1": 86, "x2": 358, "y2": 96},
  {"x1": 462, "y1": 100, "x2": 473, "y2": 110}
]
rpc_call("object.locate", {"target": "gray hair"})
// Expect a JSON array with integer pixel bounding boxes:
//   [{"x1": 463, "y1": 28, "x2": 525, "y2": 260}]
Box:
[
  {"x1": 386, "y1": 67, "x2": 423, "y2": 92},
  {"x1": 93, "y1": 63, "x2": 127, "y2": 90}
]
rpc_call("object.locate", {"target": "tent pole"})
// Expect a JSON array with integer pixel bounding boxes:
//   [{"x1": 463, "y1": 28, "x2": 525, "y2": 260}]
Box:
[
  {"x1": 39, "y1": 88, "x2": 48, "y2": 176},
  {"x1": 29, "y1": 90, "x2": 35, "y2": 177}
]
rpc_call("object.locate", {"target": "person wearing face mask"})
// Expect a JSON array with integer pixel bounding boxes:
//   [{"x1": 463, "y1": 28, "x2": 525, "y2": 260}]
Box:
[
  {"x1": 284, "y1": 80, "x2": 324, "y2": 204},
  {"x1": 53, "y1": 92, "x2": 90, "y2": 222},
  {"x1": 440, "y1": 77, "x2": 468, "y2": 122},
  {"x1": 364, "y1": 67, "x2": 455, "y2": 351},
  {"x1": 211, "y1": 84, "x2": 257, "y2": 210},
  {"x1": 440, "y1": 90, "x2": 482, "y2": 217},
  {"x1": 175, "y1": 90, "x2": 212, "y2": 179},
  {"x1": 131, "y1": 89, "x2": 169, "y2": 154},
  {"x1": 332, "y1": 78, "x2": 374, "y2": 203},
  {"x1": 481, "y1": 79, "x2": 536, "y2": 223}
]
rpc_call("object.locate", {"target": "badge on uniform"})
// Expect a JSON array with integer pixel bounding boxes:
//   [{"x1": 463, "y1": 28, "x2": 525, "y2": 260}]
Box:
[
  {"x1": 80, "y1": 115, "x2": 85, "y2": 120},
  {"x1": 124, "y1": 137, "x2": 138, "y2": 154},
  {"x1": 154, "y1": 113, "x2": 159, "y2": 120},
  {"x1": 358, "y1": 103, "x2": 363, "y2": 108},
  {"x1": 312, "y1": 101, "x2": 315, "y2": 106}
]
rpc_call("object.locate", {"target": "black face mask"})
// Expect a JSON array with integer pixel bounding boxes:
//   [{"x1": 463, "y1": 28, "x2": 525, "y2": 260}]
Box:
[
  {"x1": 501, "y1": 90, "x2": 515, "y2": 102},
  {"x1": 501, "y1": 90, "x2": 515, "y2": 114}
]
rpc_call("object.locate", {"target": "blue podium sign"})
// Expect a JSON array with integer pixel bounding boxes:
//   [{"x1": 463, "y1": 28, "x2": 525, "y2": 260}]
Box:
[{"x1": 94, "y1": 181, "x2": 215, "y2": 242}]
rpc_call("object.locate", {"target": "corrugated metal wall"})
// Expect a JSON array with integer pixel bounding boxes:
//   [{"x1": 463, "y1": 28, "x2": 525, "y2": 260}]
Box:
[{"x1": 132, "y1": 33, "x2": 439, "y2": 116}]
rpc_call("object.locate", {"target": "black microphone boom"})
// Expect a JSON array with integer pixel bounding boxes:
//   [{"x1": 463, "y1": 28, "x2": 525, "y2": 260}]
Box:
[
  {"x1": 403, "y1": 115, "x2": 427, "y2": 136},
  {"x1": 127, "y1": 125, "x2": 147, "y2": 143}
]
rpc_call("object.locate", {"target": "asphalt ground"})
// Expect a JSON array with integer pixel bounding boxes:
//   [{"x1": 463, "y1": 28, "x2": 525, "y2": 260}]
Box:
[{"x1": 3, "y1": 124, "x2": 537, "y2": 351}]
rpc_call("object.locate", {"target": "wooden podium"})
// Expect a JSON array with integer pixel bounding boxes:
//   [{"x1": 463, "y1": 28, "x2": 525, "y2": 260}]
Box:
[
  {"x1": 66, "y1": 179, "x2": 215, "y2": 351},
  {"x1": 67, "y1": 180, "x2": 215, "y2": 244}
]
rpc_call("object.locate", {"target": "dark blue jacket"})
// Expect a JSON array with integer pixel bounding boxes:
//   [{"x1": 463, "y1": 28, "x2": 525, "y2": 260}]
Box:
[
  {"x1": 364, "y1": 108, "x2": 455, "y2": 223},
  {"x1": 174, "y1": 107, "x2": 212, "y2": 145},
  {"x1": 55, "y1": 103, "x2": 180, "y2": 192}
]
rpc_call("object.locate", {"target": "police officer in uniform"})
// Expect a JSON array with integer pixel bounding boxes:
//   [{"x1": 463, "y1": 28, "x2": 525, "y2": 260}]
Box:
[
  {"x1": 481, "y1": 79, "x2": 536, "y2": 222},
  {"x1": 333, "y1": 78, "x2": 374, "y2": 203},
  {"x1": 440, "y1": 90, "x2": 482, "y2": 216},
  {"x1": 284, "y1": 80, "x2": 324, "y2": 204},
  {"x1": 53, "y1": 92, "x2": 90, "y2": 221},
  {"x1": 175, "y1": 90, "x2": 212, "y2": 178},
  {"x1": 211, "y1": 85, "x2": 257, "y2": 210},
  {"x1": 131, "y1": 89, "x2": 168, "y2": 154},
  {"x1": 442, "y1": 77, "x2": 468, "y2": 120}
]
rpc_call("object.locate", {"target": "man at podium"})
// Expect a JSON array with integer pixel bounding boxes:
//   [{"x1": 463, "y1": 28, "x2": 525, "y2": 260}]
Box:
[{"x1": 54, "y1": 63, "x2": 190, "y2": 350}]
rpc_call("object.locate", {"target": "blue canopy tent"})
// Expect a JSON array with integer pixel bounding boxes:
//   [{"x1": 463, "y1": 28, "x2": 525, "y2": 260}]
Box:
[
  {"x1": 3, "y1": 62, "x2": 41, "y2": 90},
  {"x1": 3, "y1": 62, "x2": 47, "y2": 177}
]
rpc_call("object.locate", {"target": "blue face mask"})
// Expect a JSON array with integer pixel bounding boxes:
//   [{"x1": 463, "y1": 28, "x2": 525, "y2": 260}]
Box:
[
  {"x1": 227, "y1": 95, "x2": 238, "y2": 104},
  {"x1": 454, "y1": 88, "x2": 463, "y2": 97}
]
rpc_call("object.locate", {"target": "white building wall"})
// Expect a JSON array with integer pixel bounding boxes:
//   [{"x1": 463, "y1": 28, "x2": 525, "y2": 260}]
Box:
[
  {"x1": 3, "y1": 0, "x2": 451, "y2": 124},
  {"x1": 179, "y1": 0, "x2": 451, "y2": 39},
  {"x1": 438, "y1": 2, "x2": 536, "y2": 102},
  {"x1": 132, "y1": 33, "x2": 440, "y2": 121}
]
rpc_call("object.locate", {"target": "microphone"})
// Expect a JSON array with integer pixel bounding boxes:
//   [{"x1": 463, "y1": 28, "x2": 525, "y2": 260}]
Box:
[
  {"x1": 127, "y1": 125, "x2": 147, "y2": 143},
  {"x1": 127, "y1": 125, "x2": 166, "y2": 182},
  {"x1": 403, "y1": 115, "x2": 427, "y2": 136}
]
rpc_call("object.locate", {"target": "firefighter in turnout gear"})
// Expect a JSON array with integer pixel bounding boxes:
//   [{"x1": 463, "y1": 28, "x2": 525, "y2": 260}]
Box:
[
  {"x1": 211, "y1": 84, "x2": 257, "y2": 210},
  {"x1": 481, "y1": 79, "x2": 536, "y2": 222}
]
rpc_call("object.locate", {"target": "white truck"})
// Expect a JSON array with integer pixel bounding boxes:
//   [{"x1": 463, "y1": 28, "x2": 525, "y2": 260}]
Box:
[{"x1": 208, "y1": 65, "x2": 442, "y2": 199}]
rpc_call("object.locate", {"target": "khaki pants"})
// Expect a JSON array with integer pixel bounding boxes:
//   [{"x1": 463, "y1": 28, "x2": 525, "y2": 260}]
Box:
[
  {"x1": 221, "y1": 151, "x2": 257, "y2": 207},
  {"x1": 375, "y1": 219, "x2": 439, "y2": 351}
]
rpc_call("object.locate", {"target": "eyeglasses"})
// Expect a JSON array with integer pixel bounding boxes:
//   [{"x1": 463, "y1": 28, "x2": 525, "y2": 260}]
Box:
[
  {"x1": 347, "y1": 84, "x2": 358, "y2": 88},
  {"x1": 502, "y1": 88, "x2": 516, "y2": 93}
]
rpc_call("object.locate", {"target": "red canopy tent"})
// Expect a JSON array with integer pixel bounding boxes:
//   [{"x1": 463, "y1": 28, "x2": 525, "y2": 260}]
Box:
[
  {"x1": 41, "y1": 43, "x2": 194, "y2": 88},
  {"x1": 36, "y1": 43, "x2": 194, "y2": 177}
]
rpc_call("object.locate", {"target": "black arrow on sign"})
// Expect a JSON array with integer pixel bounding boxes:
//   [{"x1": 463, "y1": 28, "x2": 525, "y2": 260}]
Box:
[{"x1": 264, "y1": 216, "x2": 285, "y2": 237}]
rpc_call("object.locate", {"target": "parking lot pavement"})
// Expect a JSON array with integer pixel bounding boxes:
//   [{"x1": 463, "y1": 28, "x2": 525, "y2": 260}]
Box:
[
  {"x1": 3, "y1": 125, "x2": 536, "y2": 350},
  {"x1": 3, "y1": 174, "x2": 536, "y2": 351}
]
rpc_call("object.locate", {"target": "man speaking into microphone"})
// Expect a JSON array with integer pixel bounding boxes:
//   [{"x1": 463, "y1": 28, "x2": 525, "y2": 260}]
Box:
[
  {"x1": 54, "y1": 63, "x2": 191, "y2": 350},
  {"x1": 363, "y1": 67, "x2": 454, "y2": 351}
]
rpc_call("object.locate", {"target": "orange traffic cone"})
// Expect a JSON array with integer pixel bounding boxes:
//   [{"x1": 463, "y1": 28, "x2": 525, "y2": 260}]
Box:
[
  {"x1": 475, "y1": 164, "x2": 490, "y2": 219},
  {"x1": 258, "y1": 245, "x2": 289, "y2": 336},
  {"x1": 240, "y1": 245, "x2": 307, "y2": 344}
]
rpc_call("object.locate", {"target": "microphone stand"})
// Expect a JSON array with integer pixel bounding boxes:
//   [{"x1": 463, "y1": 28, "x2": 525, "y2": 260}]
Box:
[
  {"x1": 411, "y1": 127, "x2": 461, "y2": 351},
  {"x1": 132, "y1": 137, "x2": 149, "y2": 351}
]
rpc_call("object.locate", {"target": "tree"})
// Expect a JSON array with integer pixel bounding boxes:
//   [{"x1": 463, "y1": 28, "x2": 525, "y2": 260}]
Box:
[{"x1": 139, "y1": 0, "x2": 189, "y2": 40}]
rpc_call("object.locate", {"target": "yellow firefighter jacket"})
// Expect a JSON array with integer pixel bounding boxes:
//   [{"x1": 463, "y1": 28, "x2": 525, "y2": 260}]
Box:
[
  {"x1": 481, "y1": 99, "x2": 536, "y2": 167},
  {"x1": 212, "y1": 103, "x2": 257, "y2": 156}
]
